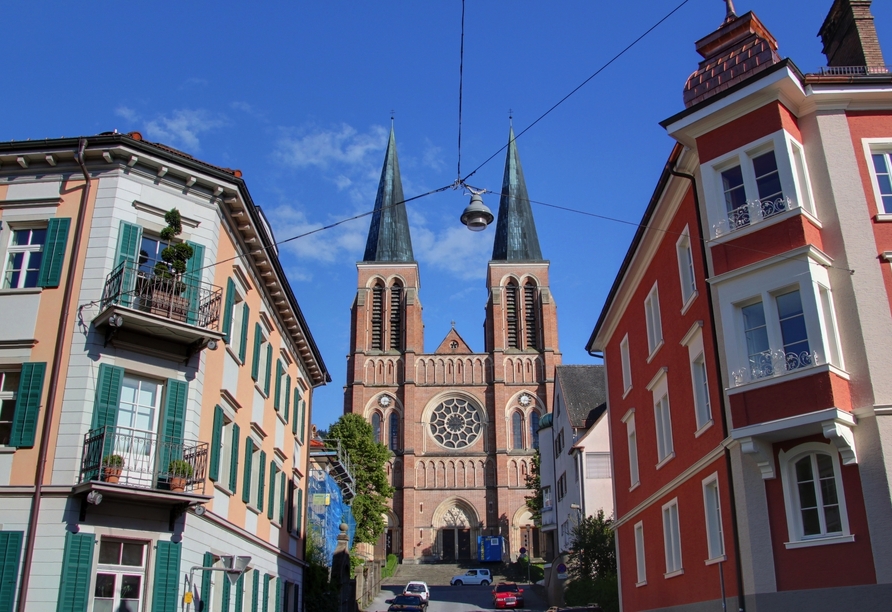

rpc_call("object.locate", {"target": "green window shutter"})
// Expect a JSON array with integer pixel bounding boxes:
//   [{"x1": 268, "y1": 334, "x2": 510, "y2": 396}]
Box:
[
  {"x1": 91, "y1": 364, "x2": 124, "y2": 432},
  {"x1": 257, "y1": 451, "x2": 267, "y2": 511},
  {"x1": 221, "y1": 570, "x2": 232, "y2": 611},
  {"x1": 160, "y1": 379, "x2": 188, "y2": 473},
  {"x1": 291, "y1": 394, "x2": 299, "y2": 436},
  {"x1": 275, "y1": 577, "x2": 281, "y2": 612},
  {"x1": 251, "y1": 323, "x2": 262, "y2": 381},
  {"x1": 229, "y1": 423, "x2": 241, "y2": 494},
  {"x1": 0, "y1": 531, "x2": 23, "y2": 612},
  {"x1": 284, "y1": 376, "x2": 291, "y2": 424},
  {"x1": 184, "y1": 242, "x2": 205, "y2": 326},
  {"x1": 296, "y1": 488, "x2": 303, "y2": 537},
  {"x1": 235, "y1": 572, "x2": 245, "y2": 612},
  {"x1": 200, "y1": 551, "x2": 214, "y2": 612},
  {"x1": 242, "y1": 438, "x2": 253, "y2": 504},
  {"x1": 262, "y1": 574, "x2": 271, "y2": 612},
  {"x1": 56, "y1": 531, "x2": 95, "y2": 612},
  {"x1": 210, "y1": 406, "x2": 224, "y2": 481},
  {"x1": 37, "y1": 217, "x2": 71, "y2": 288},
  {"x1": 115, "y1": 221, "x2": 142, "y2": 307},
  {"x1": 152, "y1": 541, "x2": 181, "y2": 612},
  {"x1": 267, "y1": 462, "x2": 276, "y2": 520},
  {"x1": 279, "y1": 471, "x2": 287, "y2": 525},
  {"x1": 239, "y1": 304, "x2": 250, "y2": 363},
  {"x1": 9, "y1": 362, "x2": 46, "y2": 448},
  {"x1": 264, "y1": 344, "x2": 272, "y2": 396},
  {"x1": 251, "y1": 569, "x2": 259, "y2": 612},
  {"x1": 222, "y1": 278, "x2": 236, "y2": 344},
  {"x1": 274, "y1": 360, "x2": 283, "y2": 411},
  {"x1": 299, "y1": 400, "x2": 306, "y2": 443}
]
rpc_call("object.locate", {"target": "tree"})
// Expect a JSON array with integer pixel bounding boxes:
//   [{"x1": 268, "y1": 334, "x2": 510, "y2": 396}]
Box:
[
  {"x1": 524, "y1": 449, "x2": 543, "y2": 523},
  {"x1": 327, "y1": 413, "x2": 394, "y2": 544},
  {"x1": 565, "y1": 509, "x2": 619, "y2": 612}
]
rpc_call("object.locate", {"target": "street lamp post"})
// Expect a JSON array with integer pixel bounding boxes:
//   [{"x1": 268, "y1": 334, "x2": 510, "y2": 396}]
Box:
[{"x1": 184, "y1": 555, "x2": 252, "y2": 611}]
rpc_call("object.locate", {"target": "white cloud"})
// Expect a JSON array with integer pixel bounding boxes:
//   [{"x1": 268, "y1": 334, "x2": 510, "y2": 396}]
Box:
[
  {"x1": 115, "y1": 106, "x2": 138, "y2": 122},
  {"x1": 422, "y1": 139, "x2": 445, "y2": 172},
  {"x1": 412, "y1": 221, "x2": 493, "y2": 280},
  {"x1": 144, "y1": 109, "x2": 225, "y2": 153},
  {"x1": 275, "y1": 124, "x2": 387, "y2": 170}
]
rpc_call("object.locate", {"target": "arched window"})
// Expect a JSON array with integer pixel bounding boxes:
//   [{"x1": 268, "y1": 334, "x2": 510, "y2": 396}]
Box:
[
  {"x1": 389, "y1": 282, "x2": 403, "y2": 351},
  {"x1": 505, "y1": 281, "x2": 519, "y2": 349},
  {"x1": 524, "y1": 281, "x2": 538, "y2": 349},
  {"x1": 512, "y1": 411, "x2": 524, "y2": 449},
  {"x1": 389, "y1": 412, "x2": 400, "y2": 451},
  {"x1": 371, "y1": 412, "x2": 382, "y2": 444},
  {"x1": 779, "y1": 443, "x2": 851, "y2": 544},
  {"x1": 530, "y1": 411, "x2": 540, "y2": 449},
  {"x1": 371, "y1": 282, "x2": 384, "y2": 350}
]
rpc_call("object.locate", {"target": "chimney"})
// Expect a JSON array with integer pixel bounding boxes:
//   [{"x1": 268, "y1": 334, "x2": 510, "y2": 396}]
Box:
[
  {"x1": 683, "y1": 11, "x2": 781, "y2": 108},
  {"x1": 819, "y1": 0, "x2": 885, "y2": 68}
]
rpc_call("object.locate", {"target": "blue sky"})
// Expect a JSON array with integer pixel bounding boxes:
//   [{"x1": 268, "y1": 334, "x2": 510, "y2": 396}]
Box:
[{"x1": 5, "y1": 1, "x2": 889, "y2": 428}]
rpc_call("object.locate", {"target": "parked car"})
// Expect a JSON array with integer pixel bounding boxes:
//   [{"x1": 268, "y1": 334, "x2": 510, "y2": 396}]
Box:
[
  {"x1": 492, "y1": 582, "x2": 524, "y2": 609},
  {"x1": 385, "y1": 595, "x2": 426, "y2": 612},
  {"x1": 449, "y1": 569, "x2": 492, "y2": 586},
  {"x1": 402, "y1": 581, "x2": 430, "y2": 603}
]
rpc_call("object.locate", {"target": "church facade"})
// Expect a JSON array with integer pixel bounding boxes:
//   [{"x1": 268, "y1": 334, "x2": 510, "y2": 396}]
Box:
[{"x1": 344, "y1": 127, "x2": 561, "y2": 564}]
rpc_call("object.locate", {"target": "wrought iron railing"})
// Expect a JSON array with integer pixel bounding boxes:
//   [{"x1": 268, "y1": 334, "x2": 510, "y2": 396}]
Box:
[
  {"x1": 100, "y1": 261, "x2": 222, "y2": 329},
  {"x1": 731, "y1": 349, "x2": 820, "y2": 387},
  {"x1": 713, "y1": 196, "x2": 795, "y2": 237},
  {"x1": 818, "y1": 65, "x2": 891, "y2": 76},
  {"x1": 80, "y1": 425, "x2": 208, "y2": 494}
]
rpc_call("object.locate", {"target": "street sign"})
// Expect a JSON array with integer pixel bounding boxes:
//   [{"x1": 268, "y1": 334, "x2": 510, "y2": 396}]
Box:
[
  {"x1": 519, "y1": 547, "x2": 527, "y2": 555},
  {"x1": 556, "y1": 563, "x2": 568, "y2": 580}
]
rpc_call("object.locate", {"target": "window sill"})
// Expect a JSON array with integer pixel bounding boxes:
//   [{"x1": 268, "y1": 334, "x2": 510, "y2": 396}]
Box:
[
  {"x1": 635, "y1": 580, "x2": 647, "y2": 588},
  {"x1": 875, "y1": 213, "x2": 892, "y2": 223},
  {"x1": 629, "y1": 481, "x2": 640, "y2": 492},
  {"x1": 704, "y1": 555, "x2": 726, "y2": 566},
  {"x1": 213, "y1": 482, "x2": 234, "y2": 497},
  {"x1": 275, "y1": 409, "x2": 287, "y2": 426},
  {"x1": 694, "y1": 419, "x2": 714, "y2": 438},
  {"x1": 225, "y1": 345, "x2": 244, "y2": 366},
  {"x1": 247, "y1": 504, "x2": 261, "y2": 516},
  {"x1": 0, "y1": 287, "x2": 42, "y2": 296},
  {"x1": 663, "y1": 568, "x2": 684, "y2": 579},
  {"x1": 784, "y1": 534, "x2": 855, "y2": 549},
  {"x1": 655, "y1": 452, "x2": 676, "y2": 470},
  {"x1": 271, "y1": 520, "x2": 282, "y2": 529},
  {"x1": 680, "y1": 291, "x2": 698, "y2": 316},
  {"x1": 254, "y1": 383, "x2": 269, "y2": 399},
  {"x1": 0, "y1": 446, "x2": 17, "y2": 454},
  {"x1": 645, "y1": 340, "x2": 664, "y2": 364}
]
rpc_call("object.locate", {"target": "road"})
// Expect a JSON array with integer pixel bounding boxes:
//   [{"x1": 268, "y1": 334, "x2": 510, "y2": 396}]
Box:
[{"x1": 367, "y1": 584, "x2": 548, "y2": 612}]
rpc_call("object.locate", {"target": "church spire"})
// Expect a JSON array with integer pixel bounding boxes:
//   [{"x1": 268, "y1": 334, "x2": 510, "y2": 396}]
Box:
[
  {"x1": 491, "y1": 126, "x2": 543, "y2": 261},
  {"x1": 363, "y1": 126, "x2": 414, "y2": 262}
]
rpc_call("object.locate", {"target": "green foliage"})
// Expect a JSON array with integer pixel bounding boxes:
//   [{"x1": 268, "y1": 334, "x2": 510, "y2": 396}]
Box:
[
  {"x1": 503, "y1": 557, "x2": 544, "y2": 583},
  {"x1": 524, "y1": 449, "x2": 543, "y2": 523},
  {"x1": 383, "y1": 554, "x2": 398, "y2": 579},
  {"x1": 349, "y1": 549, "x2": 365, "y2": 579},
  {"x1": 154, "y1": 208, "x2": 193, "y2": 280},
  {"x1": 168, "y1": 459, "x2": 193, "y2": 478},
  {"x1": 566, "y1": 509, "x2": 618, "y2": 612},
  {"x1": 103, "y1": 454, "x2": 124, "y2": 467},
  {"x1": 328, "y1": 413, "x2": 394, "y2": 544},
  {"x1": 304, "y1": 528, "x2": 338, "y2": 612}
]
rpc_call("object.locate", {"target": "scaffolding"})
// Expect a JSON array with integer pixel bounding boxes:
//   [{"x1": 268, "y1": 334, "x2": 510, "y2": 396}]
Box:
[{"x1": 308, "y1": 439, "x2": 357, "y2": 565}]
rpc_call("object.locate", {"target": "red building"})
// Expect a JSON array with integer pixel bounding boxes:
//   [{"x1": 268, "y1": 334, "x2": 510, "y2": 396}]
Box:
[{"x1": 589, "y1": 1, "x2": 892, "y2": 610}]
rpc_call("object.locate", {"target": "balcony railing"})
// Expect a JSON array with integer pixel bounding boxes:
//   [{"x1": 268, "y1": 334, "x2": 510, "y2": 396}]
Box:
[
  {"x1": 818, "y1": 65, "x2": 891, "y2": 76},
  {"x1": 731, "y1": 349, "x2": 820, "y2": 387},
  {"x1": 100, "y1": 261, "x2": 222, "y2": 330},
  {"x1": 79, "y1": 425, "x2": 208, "y2": 494},
  {"x1": 713, "y1": 196, "x2": 795, "y2": 238}
]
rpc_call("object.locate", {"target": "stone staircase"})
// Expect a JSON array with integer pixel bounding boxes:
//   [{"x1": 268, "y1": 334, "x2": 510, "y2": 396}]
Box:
[{"x1": 384, "y1": 563, "x2": 507, "y2": 587}]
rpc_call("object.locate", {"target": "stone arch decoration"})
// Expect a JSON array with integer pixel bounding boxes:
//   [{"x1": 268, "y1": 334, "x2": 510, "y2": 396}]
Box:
[
  {"x1": 511, "y1": 505, "x2": 541, "y2": 561},
  {"x1": 431, "y1": 498, "x2": 483, "y2": 562}
]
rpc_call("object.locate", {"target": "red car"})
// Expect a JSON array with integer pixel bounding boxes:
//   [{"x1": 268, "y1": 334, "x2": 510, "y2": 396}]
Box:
[{"x1": 492, "y1": 582, "x2": 524, "y2": 609}]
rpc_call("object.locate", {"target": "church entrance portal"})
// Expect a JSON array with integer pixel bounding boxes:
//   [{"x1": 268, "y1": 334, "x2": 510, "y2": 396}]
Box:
[{"x1": 433, "y1": 500, "x2": 479, "y2": 562}]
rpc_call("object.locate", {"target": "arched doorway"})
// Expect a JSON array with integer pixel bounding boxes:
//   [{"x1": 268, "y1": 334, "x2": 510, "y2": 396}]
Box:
[
  {"x1": 432, "y1": 499, "x2": 481, "y2": 561},
  {"x1": 382, "y1": 509, "x2": 401, "y2": 559},
  {"x1": 512, "y1": 507, "x2": 541, "y2": 560}
]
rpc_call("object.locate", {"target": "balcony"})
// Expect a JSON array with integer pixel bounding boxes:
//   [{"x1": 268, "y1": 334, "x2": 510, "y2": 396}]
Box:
[
  {"x1": 713, "y1": 196, "x2": 796, "y2": 238},
  {"x1": 73, "y1": 426, "x2": 211, "y2": 525},
  {"x1": 730, "y1": 348, "x2": 820, "y2": 387},
  {"x1": 94, "y1": 261, "x2": 224, "y2": 361}
]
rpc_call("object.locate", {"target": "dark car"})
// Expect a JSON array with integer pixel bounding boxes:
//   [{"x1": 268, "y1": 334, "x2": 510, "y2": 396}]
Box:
[
  {"x1": 492, "y1": 582, "x2": 524, "y2": 609},
  {"x1": 386, "y1": 594, "x2": 427, "y2": 612}
]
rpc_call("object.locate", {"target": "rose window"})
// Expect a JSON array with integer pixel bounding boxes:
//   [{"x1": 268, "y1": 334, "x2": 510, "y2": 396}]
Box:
[{"x1": 429, "y1": 397, "x2": 482, "y2": 449}]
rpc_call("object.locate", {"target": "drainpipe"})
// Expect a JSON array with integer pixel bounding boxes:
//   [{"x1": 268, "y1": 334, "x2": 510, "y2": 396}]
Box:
[
  {"x1": 17, "y1": 138, "x2": 92, "y2": 612},
  {"x1": 670, "y1": 164, "x2": 746, "y2": 612}
]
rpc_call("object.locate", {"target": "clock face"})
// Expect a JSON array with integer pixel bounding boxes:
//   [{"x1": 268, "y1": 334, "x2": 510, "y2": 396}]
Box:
[
  {"x1": 379, "y1": 396, "x2": 392, "y2": 407},
  {"x1": 519, "y1": 394, "x2": 532, "y2": 406}
]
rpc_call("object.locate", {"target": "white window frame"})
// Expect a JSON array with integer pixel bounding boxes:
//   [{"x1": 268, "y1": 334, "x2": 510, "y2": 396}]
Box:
[
  {"x1": 0, "y1": 369, "x2": 21, "y2": 446},
  {"x1": 620, "y1": 334, "x2": 632, "y2": 396},
  {"x1": 218, "y1": 411, "x2": 235, "y2": 494},
  {"x1": 543, "y1": 486, "x2": 552, "y2": 509},
  {"x1": 703, "y1": 130, "x2": 817, "y2": 240},
  {"x1": 662, "y1": 498, "x2": 683, "y2": 577},
  {"x1": 230, "y1": 291, "x2": 247, "y2": 361},
  {"x1": 682, "y1": 322, "x2": 713, "y2": 435},
  {"x1": 644, "y1": 282, "x2": 663, "y2": 359},
  {"x1": 675, "y1": 226, "x2": 698, "y2": 312},
  {"x1": 634, "y1": 521, "x2": 647, "y2": 586},
  {"x1": 702, "y1": 473, "x2": 725, "y2": 562},
  {"x1": 93, "y1": 538, "x2": 149, "y2": 612},
  {"x1": 622, "y1": 409, "x2": 639, "y2": 489},
  {"x1": 2, "y1": 224, "x2": 47, "y2": 289},
  {"x1": 778, "y1": 442, "x2": 853, "y2": 549},
  {"x1": 249, "y1": 440, "x2": 262, "y2": 513},
  {"x1": 647, "y1": 368, "x2": 674, "y2": 467},
  {"x1": 862, "y1": 138, "x2": 892, "y2": 219}
]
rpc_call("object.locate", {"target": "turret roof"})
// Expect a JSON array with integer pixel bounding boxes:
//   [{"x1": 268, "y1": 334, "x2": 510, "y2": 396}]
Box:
[
  {"x1": 491, "y1": 127, "x2": 543, "y2": 261},
  {"x1": 363, "y1": 126, "x2": 414, "y2": 262}
]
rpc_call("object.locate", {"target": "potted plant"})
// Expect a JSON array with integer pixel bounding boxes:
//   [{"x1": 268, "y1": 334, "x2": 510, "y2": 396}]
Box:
[
  {"x1": 149, "y1": 208, "x2": 194, "y2": 322},
  {"x1": 168, "y1": 458, "x2": 194, "y2": 492},
  {"x1": 103, "y1": 454, "x2": 124, "y2": 484}
]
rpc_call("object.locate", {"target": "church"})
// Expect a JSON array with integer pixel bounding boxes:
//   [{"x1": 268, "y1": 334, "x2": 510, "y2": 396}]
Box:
[{"x1": 344, "y1": 125, "x2": 562, "y2": 564}]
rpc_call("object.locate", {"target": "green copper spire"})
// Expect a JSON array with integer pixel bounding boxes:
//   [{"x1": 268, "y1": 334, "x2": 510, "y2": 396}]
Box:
[
  {"x1": 363, "y1": 126, "x2": 414, "y2": 262},
  {"x1": 492, "y1": 126, "x2": 543, "y2": 261}
]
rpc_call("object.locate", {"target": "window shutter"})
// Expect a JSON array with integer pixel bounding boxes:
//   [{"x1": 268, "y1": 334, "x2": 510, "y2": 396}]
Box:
[
  {"x1": 264, "y1": 344, "x2": 272, "y2": 396},
  {"x1": 284, "y1": 376, "x2": 291, "y2": 423},
  {"x1": 151, "y1": 541, "x2": 181, "y2": 612},
  {"x1": 242, "y1": 438, "x2": 253, "y2": 504},
  {"x1": 184, "y1": 242, "x2": 205, "y2": 326},
  {"x1": 251, "y1": 569, "x2": 259, "y2": 612},
  {"x1": 230, "y1": 422, "x2": 241, "y2": 494},
  {"x1": 299, "y1": 400, "x2": 306, "y2": 443},
  {"x1": 221, "y1": 569, "x2": 232, "y2": 611},
  {"x1": 210, "y1": 406, "x2": 224, "y2": 481},
  {"x1": 239, "y1": 304, "x2": 250, "y2": 362},
  {"x1": 37, "y1": 217, "x2": 71, "y2": 288},
  {"x1": 296, "y1": 488, "x2": 303, "y2": 537},
  {"x1": 274, "y1": 360, "x2": 283, "y2": 411},
  {"x1": 91, "y1": 364, "x2": 124, "y2": 432},
  {"x1": 56, "y1": 531, "x2": 95, "y2": 612},
  {"x1": 251, "y1": 323, "x2": 262, "y2": 381},
  {"x1": 262, "y1": 574, "x2": 271, "y2": 612},
  {"x1": 279, "y1": 471, "x2": 287, "y2": 525},
  {"x1": 200, "y1": 551, "x2": 214, "y2": 611},
  {"x1": 257, "y1": 451, "x2": 267, "y2": 511},
  {"x1": 234, "y1": 571, "x2": 244, "y2": 612},
  {"x1": 291, "y1": 394, "x2": 299, "y2": 436},
  {"x1": 275, "y1": 577, "x2": 281, "y2": 612},
  {"x1": 115, "y1": 221, "x2": 142, "y2": 307},
  {"x1": 9, "y1": 362, "x2": 46, "y2": 448},
  {"x1": 0, "y1": 531, "x2": 23, "y2": 612},
  {"x1": 222, "y1": 278, "x2": 236, "y2": 344},
  {"x1": 268, "y1": 461, "x2": 276, "y2": 519},
  {"x1": 160, "y1": 379, "x2": 188, "y2": 473}
]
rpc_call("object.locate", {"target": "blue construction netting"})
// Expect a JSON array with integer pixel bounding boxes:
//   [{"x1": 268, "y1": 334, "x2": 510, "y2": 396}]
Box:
[{"x1": 308, "y1": 467, "x2": 356, "y2": 565}]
